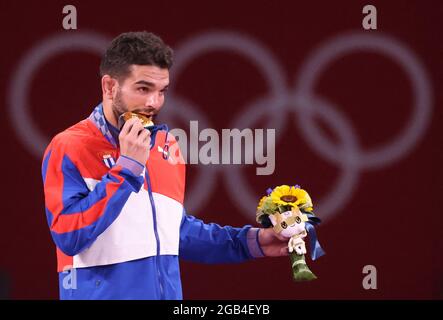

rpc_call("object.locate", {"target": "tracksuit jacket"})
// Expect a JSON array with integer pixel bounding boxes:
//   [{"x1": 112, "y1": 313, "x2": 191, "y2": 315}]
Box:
[{"x1": 41, "y1": 103, "x2": 264, "y2": 300}]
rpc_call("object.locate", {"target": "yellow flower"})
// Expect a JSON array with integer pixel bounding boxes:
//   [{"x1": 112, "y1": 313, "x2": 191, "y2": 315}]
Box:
[
  {"x1": 256, "y1": 196, "x2": 278, "y2": 224},
  {"x1": 270, "y1": 185, "x2": 313, "y2": 210},
  {"x1": 257, "y1": 196, "x2": 268, "y2": 211}
]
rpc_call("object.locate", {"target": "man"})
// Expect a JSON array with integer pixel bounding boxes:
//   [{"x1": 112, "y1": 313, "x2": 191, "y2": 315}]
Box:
[{"x1": 42, "y1": 31, "x2": 289, "y2": 300}]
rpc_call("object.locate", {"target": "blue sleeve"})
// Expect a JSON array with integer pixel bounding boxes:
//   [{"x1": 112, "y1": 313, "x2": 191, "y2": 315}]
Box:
[{"x1": 179, "y1": 211, "x2": 264, "y2": 263}]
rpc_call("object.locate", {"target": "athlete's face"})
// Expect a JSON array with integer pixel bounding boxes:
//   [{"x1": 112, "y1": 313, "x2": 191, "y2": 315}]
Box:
[{"x1": 112, "y1": 65, "x2": 169, "y2": 122}]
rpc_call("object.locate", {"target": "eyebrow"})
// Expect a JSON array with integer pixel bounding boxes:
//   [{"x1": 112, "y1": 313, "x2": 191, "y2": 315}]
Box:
[
  {"x1": 134, "y1": 80, "x2": 154, "y2": 86},
  {"x1": 134, "y1": 80, "x2": 169, "y2": 90}
]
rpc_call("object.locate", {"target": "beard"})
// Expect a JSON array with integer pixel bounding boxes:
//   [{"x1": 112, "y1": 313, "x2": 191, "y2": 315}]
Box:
[
  {"x1": 112, "y1": 88, "x2": 128, "y2": 117},
  {"x1": 112, "y1": 88, "x2": 160, "y2": 129},
  {"x1": 112, "y1": 89, "x2": 129, "y2": 130},
  {"x1": 112, "y1": 89, "x2": 130, "y2": 130}
]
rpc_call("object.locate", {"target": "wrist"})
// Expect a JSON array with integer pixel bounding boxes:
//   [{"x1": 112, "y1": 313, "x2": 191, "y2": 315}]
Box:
[
  {"x1": 247, "y1": 228, "x2": 265, "y2": 258},
  {"x1": 116, "y1": 155, "x2": 145, "y2": 176}
]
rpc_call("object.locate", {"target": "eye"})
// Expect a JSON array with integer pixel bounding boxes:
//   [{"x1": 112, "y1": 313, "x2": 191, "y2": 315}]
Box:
[
  {"x1": 138, "y1": 87, "x2": 149, "y2": 93},
  {"x1": 295, "y1": 216, "x2": 301, "y2": 224},
  {"x1": 281, "y1": 221, "x2": 288, "y2": 229}
]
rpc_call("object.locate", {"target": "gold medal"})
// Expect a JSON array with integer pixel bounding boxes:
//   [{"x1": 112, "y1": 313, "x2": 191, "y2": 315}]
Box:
[{"x1": 121, "y1": 112, "x2": 154, "y2": 128}]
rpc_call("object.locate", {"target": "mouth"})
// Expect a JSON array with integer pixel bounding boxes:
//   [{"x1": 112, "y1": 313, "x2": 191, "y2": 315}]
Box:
[
  {"x1": 137, "y1": 111, "x2": 158, "y2": 122},
  {"x1": 138, "y1": 112, "x2": 153, "y2": 118}
]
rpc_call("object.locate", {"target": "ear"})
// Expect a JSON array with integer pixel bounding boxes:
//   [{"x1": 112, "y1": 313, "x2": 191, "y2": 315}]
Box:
[
  {"x1": 101, "y1": 75, "x2": 118, "y2": 100},
  {"x1": 268, "y1": 214, "x2": 276, "y2": 226},
  {"x1": 259, "y1": 215, "x2": 273, "y2": 228}
]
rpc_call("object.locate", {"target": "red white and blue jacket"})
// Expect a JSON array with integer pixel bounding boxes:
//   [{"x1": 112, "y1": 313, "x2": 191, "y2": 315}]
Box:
[{"x1": 41, "y1": 103, "x2": 264, "y2": 300}]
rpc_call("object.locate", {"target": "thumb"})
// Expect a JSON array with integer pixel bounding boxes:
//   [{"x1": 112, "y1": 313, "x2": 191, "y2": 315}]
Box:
[
  {"x1": 279, "y1": 245, "x2": 289, "y2": 256},
  {"x1": 274, "y1": 231, "x2": 289, "y2": 242}
]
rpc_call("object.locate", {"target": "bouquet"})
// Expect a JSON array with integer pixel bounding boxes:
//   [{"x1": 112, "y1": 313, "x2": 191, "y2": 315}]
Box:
[{"x1": 256, "y1": 185, "x2": 325, "y2": 282}]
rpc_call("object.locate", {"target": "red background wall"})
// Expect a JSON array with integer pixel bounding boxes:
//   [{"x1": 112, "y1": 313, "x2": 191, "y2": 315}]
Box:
[{"x1": 0, "y1": 0, "x2": 441, "y2": 299}]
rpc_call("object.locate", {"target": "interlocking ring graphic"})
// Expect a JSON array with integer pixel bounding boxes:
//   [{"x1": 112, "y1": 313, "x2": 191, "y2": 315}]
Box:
[
  {"x1": 8, "y1": 32, "x2": 110, "y2": 158},
  {"x1": 8, "y1": 30, "x2": 432, "y2": 223}
]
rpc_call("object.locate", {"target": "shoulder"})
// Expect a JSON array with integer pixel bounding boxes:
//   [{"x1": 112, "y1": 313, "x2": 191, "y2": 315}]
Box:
[
  {"x1": 45, "y1": 119, "x2": 103, "y2": 158},
  {"x1": 51, "y1": 120, "x2": 91, "y2": 146}
]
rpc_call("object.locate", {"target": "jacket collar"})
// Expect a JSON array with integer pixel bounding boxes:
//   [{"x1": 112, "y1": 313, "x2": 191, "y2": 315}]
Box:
[{"x1": 88, "y1": 103, "x2": 118, "y2": 147}]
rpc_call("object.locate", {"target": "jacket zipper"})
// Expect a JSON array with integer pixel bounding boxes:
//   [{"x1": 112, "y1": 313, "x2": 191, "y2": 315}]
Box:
[{"x1": 145, "y1": 169, "x2": 164, "y2": 299}]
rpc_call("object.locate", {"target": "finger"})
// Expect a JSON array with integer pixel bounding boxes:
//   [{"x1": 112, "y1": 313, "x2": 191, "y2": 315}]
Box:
[
  {"x1": 139, "y1": 130, "x2": 151, "y2": 144},
  {"x1": 137, "y1": 128, "x2": 150, "y2": 139},
  {"x1": 127, "y1": 119, "x2": 145, "y2": 138},
  {"x1": 121, "y1": 117, "x2": 138, "y2": 135},
  {"x1": 143, "y1": 133, "x2": 151, "y2": 144},
  {"x1": 122, "y1": 118, "x2": 144, "y2": 139}
]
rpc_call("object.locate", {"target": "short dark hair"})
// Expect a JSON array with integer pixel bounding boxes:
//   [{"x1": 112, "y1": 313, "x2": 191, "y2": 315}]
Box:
[{"x1": 100, "y1": 31, "x2": 173, "y2": 81}]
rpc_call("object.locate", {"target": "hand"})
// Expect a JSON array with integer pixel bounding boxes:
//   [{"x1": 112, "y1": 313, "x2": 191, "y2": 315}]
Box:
[
  {"x1": 257, "y1": 228, "x2": 290, "y2": 257},
  {"x1": 119, "y1": 117, "x2": 151, "y2": 165},
  {"x1": 288, "y1": 237, "x2": 307, "y2": 255}
]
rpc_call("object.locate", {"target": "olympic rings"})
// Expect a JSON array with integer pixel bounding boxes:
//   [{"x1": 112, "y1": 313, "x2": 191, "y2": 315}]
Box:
[{"x1": 8, "y1": 30, "x2": 432, "y2": 223}]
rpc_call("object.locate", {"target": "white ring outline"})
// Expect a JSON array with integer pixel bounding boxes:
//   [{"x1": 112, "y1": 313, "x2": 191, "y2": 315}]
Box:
[
  {"x1": 296, "y1": 32, "x2": 433, "y2": 169},
  {"x1": 8, "y1": 32, "x2": 110, "y2": 158},
  {"x1": 224, "y1": 93, "x2": 360, "y2": 222}
]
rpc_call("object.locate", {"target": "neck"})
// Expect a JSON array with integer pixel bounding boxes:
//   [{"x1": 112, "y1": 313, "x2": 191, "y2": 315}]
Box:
[{"x1": 103, "y1": 100, "x2": 119, "y2": 128}]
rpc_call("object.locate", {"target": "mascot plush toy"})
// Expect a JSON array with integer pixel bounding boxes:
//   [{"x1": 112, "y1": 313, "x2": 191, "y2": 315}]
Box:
[{"x1": 256, "y1": 185, "x2": 325, "y2": 282}]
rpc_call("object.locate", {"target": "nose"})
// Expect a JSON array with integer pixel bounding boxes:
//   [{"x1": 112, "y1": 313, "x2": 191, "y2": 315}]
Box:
[{"x1": 145, "y1": 92, "x2": 162, "y2": 110}]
